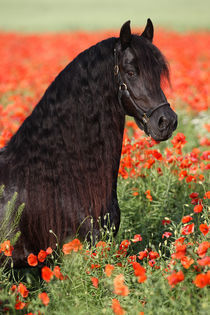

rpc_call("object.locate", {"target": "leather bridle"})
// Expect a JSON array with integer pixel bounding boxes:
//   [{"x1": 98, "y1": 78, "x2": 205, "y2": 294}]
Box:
[{"x1": 114, "y1": 48, "x2": 170, "y2": 130}]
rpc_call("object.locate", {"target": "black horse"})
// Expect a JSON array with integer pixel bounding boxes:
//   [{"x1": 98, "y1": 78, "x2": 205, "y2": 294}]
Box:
[{"x1": 0, "y1": 19, "x2": 177, "y2": 266}]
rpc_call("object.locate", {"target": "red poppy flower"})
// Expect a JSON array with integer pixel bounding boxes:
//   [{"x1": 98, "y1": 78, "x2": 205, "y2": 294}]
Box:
[
  {"x1": 203, "y1": 191, "x2": 210, "y2": 199},
  {"x1": 138, "y1": 250, "x2": 148, "y2": 260},
  {"x1": 132, "y1": 262, "x2": 147, "y2": 283},
  {"x1": 27, "y1": 253, "x2": 38, "y2": 267},
  {"x1": 171, "y1": 133, "x2": 186, "y2": 149},
  {"x1": 194, "y1": 265, "x2": 202, "y2": 273},
  {"x1": 0, "y1": 240, "x2": 14, "y2": 256},
  {"x1": 199, "y1": 223, "x2": 209, "y2": 236},
  {"x1": 149, "y1": 251, "x2": 159, "y2": 260},
  {"x1": 132, "y1": 234, "x2": 142, "y2": 242},
  {"x1": 112, "y1": 298, "x2": 125, "y2": 315},
  {"x1": 53, "y1": 266, "x2": 64, "y2": 280},
  {"x1": 148, "y1": 259, "x2": 156, "y2": 267},
  {"x1": 46, "y1": 247, "x2": 53, "y2": 255},
  {"x1": 180, "y1": 158, "x2": 192, "y2": 169},
  {"x1": 162, "y1": 219, "x2": 171, "y2": 226},
  {"x1": 38, "y1": 250, "x2": 47, "y2": 263},
  {"x1": 41, "y1": 266, "x2": 53, "y2": 282},
  {"x1": 194, "y1": 272, "x2": 210, "y2": 288},
  {"x1": 197, "y1": 256, "x2": 210, "y2": 266},
  {"x1": 105, "y1": 264, "x2": 114, "y2": 277},
  {"x1": 197, "y1": 241, "x2": 210, "y2": 257},
  {"x1": 117, "y1": 240, "x2": 131, "y2": 257},
  {"x1": 132, "y1": 191, "x2": 139, "y2": 196},
  {"x1": 145, "y1": 190, "x2": 152, "y2": 201},
  {"x1": 167, "y1": 270, "x2": 184, "y2": 288},
  {"x1": 181, "y1": 223, "x2": 194, "y2": 235},
  {"x1": 137, "y1": 273, "x2": 147, "y2": 283},
  {"x1": 162, "y1": 232, "x2": 172, "y2": 239},
  {"x1": 91, "y1": 264, "x2": 101, "y2": 269},
  {"x1": 39, "y1": 292, "x2": 50, "y2": 306},
  {"x1": 181, "y1": 256, "x2": 194, "y2": 269},
  {"x1": 10, "y1": 284, "x2": 17, "y2": 293},
  {"x1": 62, "y1": 238, "x2": 83, "y2": 254},
  {"x1": 15, "y1": 299, "x2": 26, "y2": 310},
  {"x1": 172, "y1": 244, "x2": 187, "y2": 259},
  {"x1": 152, "y1": 149, "x2": 162, "y2": 160},
  {"x1": 127, "y1": 255, "x2": 136, "y2": 264},
  {"x1": 119, "y1": 240, "x2": 131, "y2": 250},
  {"x1": 194, "y1": 204, "x2": 203, "y2": 213},
  {"x1": 117, "y1": 262, "x2": 123, "y2": 267},
  {"x1": 113, "y1": 274, "x2": 129, "y2": 296},
  {"x1": 144, "y1": 158, "x2": 155, "y2": 169},
  {"x1": 178, "y1": 170, "x2": 188, "y2": 181},
  {"x1": 18, "y1": 283, "x2": 29, "y2": 298},
  {"x1": 189, "y1": 192, "x2": 199, "y2": 199},
  {"x1": 157, "y1": 167, "x2": 163, "y2": 175},
  {"x1": 174, "y1": 237, "x2": 185, "y2": 245},
  {"x1": 191, "y1": 198, "x2": 199, "y2": 205},
  {"x1": 91, "y1": 277, "x2": 99, "y2": 288},
  {"x1": 182, "y1": 215, "x2": 193, "y2": 224},
  {"x1": 186, "y1": 175, "x2": 196, "y2": 183},
  {"x1": 200, "y1": 151, "x2": 210, "y2": 161}
]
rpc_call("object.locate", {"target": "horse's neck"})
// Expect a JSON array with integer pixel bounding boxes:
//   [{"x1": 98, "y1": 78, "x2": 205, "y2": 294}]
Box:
[
  {"x1": 6, "y1": 37, "x2": 125, "y2": 190},
  {"x1": 61, "y1": 98, "x2": 125, "y2": 180},
  {"x1": 6, "y1": 92, "x2": 125, "y2": 184},
  {"x1": 63, "y1": 103, "x2": 125, "y2": 218}
]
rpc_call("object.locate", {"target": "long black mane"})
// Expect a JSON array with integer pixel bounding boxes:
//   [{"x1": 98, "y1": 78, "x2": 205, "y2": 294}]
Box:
[
  {"x1": 0, "y1": 37, "x2": 126, "y2": 263},
  {"x1": 0, "y1": 23, "x2": 173, "y2": 266}
]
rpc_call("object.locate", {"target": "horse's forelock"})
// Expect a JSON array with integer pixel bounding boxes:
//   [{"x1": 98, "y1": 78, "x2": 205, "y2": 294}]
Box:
[{"x1": 130, "y1": 35, "x2": 170, "y2": 90}]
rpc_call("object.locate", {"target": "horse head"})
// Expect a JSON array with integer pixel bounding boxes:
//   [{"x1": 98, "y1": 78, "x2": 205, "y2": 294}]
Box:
[{"x1": 114, "y1": 19, "x2": 177, "y2": 141}]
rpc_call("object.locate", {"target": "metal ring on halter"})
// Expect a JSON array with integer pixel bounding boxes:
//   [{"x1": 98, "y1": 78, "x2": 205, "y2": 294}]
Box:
[
  {"x1": 114, "y1": 65, "x2": 119, "y2": 75},
  {"x1": 119, "y1": 83, "x2": 127, "y2": 91},
  {"x1": 142, "y1": 113, "x2": 148, "y2": 124}
]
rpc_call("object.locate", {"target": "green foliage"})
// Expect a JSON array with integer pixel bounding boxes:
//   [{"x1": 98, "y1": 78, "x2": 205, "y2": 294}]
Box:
[
  {"x1": 0, "y1": 186, "x2": 24, "y2": 273},
  {"x1": 0, "y1": 185, "x2": 24, "y2": 245},
  {"x1": 117, "y1": 165, "x2": 207, "y2": 252}
]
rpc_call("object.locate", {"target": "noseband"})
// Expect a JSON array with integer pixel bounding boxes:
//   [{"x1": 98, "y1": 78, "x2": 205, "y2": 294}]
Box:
[{"x1": 114, "y1": 48, "x2": 170, "y2": 129}]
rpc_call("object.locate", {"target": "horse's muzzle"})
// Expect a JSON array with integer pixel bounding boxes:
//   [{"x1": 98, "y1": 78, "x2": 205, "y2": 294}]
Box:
[
  {"x1": 135, "y1": 106, "x2": 178, "y2": 141},
  {"x1": 149, "y1": 108, "x2": 178, "y2": 141}
]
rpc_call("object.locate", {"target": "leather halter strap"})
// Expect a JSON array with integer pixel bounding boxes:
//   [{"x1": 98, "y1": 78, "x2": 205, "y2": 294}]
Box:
[{"x1": 114, "y1": 48, "x2": 170, "y2": 125}]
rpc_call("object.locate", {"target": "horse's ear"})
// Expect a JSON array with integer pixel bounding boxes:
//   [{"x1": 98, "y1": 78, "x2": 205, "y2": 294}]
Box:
[
  {"x1": 141, "y1": 18, "x2": 154, "y2": 42},
  {"x1": 120, "y1": 20, "x2": 132, "y2": 49}
]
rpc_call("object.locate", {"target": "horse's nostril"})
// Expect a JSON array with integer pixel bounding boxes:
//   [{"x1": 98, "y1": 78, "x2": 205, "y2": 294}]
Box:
[
  {"x1": 158, "y1": 116, "x2": 168, "y2": 130},
  {"x1": 173, "y1": 119, "x2": 178, "y2": 130}
]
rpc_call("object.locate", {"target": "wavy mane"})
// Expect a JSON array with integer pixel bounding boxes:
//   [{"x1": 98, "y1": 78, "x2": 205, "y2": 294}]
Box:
[{"x1": 1, "y1": 37, "x2": 125, "y2": 258}]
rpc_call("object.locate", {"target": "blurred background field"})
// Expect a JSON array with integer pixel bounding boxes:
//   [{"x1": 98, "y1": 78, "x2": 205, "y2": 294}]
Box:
[{"x1": 0, "y1": 0, "x2": 209, "y2": 32}]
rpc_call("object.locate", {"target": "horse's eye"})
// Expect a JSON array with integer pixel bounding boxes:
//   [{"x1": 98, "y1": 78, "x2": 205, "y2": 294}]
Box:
[{"x1": 127, "y1": 71, "x2": 135, "y2": 77}]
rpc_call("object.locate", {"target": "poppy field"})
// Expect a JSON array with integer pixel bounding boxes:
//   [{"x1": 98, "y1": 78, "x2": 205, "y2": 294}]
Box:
[{"x1": 0, "y1": 29, "x2": 210, "y2": 314}]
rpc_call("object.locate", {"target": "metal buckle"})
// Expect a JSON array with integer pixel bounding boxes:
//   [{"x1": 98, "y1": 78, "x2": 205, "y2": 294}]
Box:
[
  {"x1": 114, "y1": 65, "x2": 119, "y2": 76},
  {"x1": 119, "y1": 83, "x2": 127, "y2": 91},
  {"x1": 142, "y1": 113, "x2": 148, "y2": 123}
]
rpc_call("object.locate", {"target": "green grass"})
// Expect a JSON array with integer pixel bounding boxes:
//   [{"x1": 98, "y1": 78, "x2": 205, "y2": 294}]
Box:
[{"x1": 0, "y1": 0, "x2": 209, "y2": 32}]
